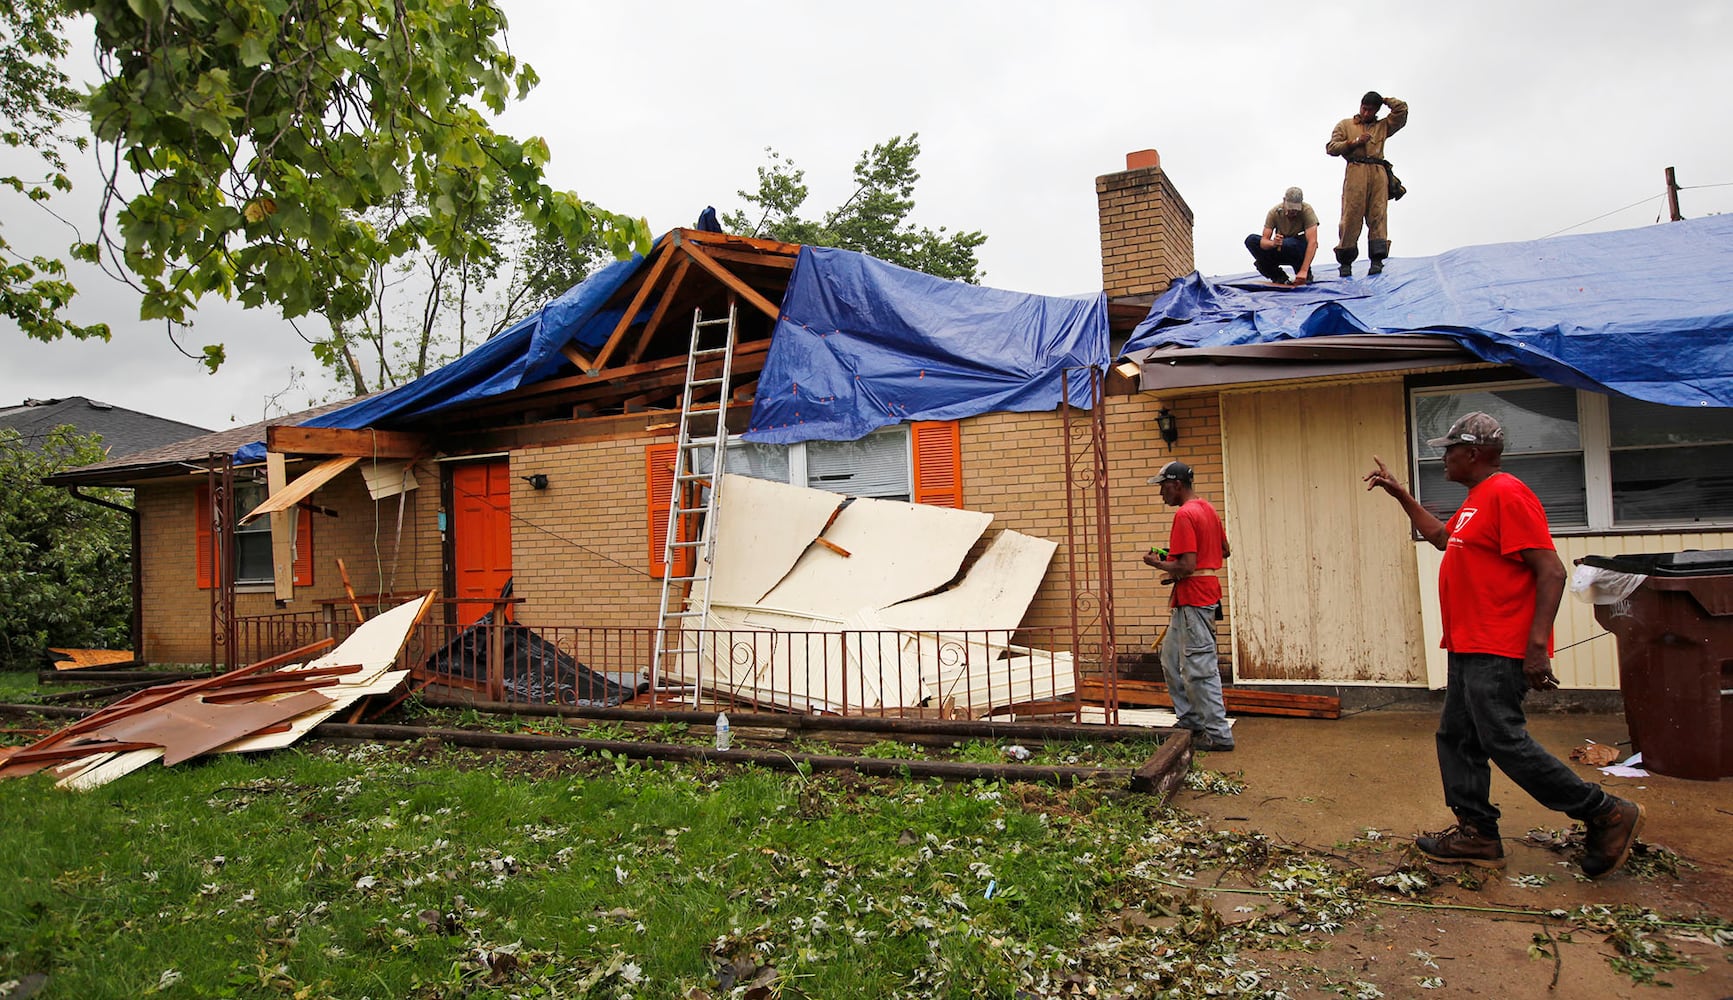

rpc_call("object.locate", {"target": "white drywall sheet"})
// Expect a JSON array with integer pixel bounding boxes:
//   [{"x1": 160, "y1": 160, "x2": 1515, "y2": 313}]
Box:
[{"x1": 874, "y1": 530, "x2": 1057, "y2": 631}]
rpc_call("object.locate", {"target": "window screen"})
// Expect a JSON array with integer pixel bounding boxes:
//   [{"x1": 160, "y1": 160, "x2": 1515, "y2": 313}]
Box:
[
  {"x1": 1413, "y1": 385, "x2": 1586, "y2": 527},
  {"x1": 805, "y1": 427, "x2": 912, "y2": 500}
]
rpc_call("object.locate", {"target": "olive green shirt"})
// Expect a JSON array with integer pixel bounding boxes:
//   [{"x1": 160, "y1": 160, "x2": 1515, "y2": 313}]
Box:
[{"x1": 1264, "y1": 203, "x2": 1320, "y2": 238}]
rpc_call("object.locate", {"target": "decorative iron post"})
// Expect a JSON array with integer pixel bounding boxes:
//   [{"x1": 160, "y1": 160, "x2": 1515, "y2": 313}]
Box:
[
  {"x1": 1059, "y1": 368, "x2": 1117, "y2": 724},
  {"x1": 207, "y1": 453, "x2": 237, "y2": 675}
]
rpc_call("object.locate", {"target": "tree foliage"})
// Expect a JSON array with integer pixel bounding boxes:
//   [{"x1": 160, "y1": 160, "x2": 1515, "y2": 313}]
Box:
[
  {"x1": 0, "y1": 0, "x2": 110, "y2": 342},
  {"x1": 319, "y1": 190, "x2": 610, "y2": 394},
  {"x1": 4, "y1": 0, "x2": 650, "y2": 370},
  {"x1": 0, "y1": 427, "x2": 132, "y2": 670},
  {"x1": 723, "y1": 134, "x2": 987, "y2": 283}
]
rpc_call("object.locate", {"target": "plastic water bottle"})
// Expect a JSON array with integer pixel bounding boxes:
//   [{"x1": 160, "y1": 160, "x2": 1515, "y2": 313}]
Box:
[{"x1": 714, "y1": 712, "x2": 731, "y2": 751}]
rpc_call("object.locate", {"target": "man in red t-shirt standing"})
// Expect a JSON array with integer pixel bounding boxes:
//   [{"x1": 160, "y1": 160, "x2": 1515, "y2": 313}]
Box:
[
  {"x1": 1364, "y1": 412, "x2": 1644, "y2": 878},
  {"x1": 1144, "y1": 460, "x2": 1234, "y2": 751}
]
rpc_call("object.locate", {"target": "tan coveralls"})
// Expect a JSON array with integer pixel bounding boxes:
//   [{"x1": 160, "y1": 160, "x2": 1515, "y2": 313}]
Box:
[{"x1": 1326, "y1": 97, "x2": 1408, "y2": 251}]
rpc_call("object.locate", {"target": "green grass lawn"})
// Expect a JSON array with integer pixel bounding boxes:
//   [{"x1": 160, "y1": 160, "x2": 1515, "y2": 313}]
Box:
[{"x1": 1, "y1": 737, "x2": 1722, "y2": 998}]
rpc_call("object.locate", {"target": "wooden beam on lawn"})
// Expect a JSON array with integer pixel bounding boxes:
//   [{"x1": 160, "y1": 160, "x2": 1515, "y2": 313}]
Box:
[
  {"x1": 1130, "y1": 730, "x2": 1193, "y2": 798},
  {"x1": 625, "y1": 255, "x2": 693, "y2": 365},
  {"x1": 590, "y1": 243, "x2": 677, "y2": 372},
  {"x1": 679, "y1": 240, "x2": 782, "y2": 321},
  {"x1": 267, "y1": 426, "x2": 428, "y2": 460}
]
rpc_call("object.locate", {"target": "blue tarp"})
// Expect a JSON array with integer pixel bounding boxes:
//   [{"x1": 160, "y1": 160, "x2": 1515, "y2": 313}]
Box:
[
  {"x1": 743, "y1": 247, "x2": 1110, "y2": 444},
  {"x1": 1124, "y1": 214, "x2": 1733, "y2": 408}
]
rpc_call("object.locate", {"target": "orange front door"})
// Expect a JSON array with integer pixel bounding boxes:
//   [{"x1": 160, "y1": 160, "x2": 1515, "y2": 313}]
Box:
[{"x1": 450, "y1": 460, "x2": 513, "y2": 626}]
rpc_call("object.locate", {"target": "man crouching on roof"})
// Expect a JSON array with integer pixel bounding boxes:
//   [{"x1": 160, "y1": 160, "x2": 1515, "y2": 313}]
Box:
[{"x1": 1244, "y1": 186, "x2": 1318, "y2": 285}]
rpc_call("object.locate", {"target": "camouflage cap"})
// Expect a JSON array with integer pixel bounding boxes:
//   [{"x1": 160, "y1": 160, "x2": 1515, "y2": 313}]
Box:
[{"x1": 1426, "y1": 411, "x2": 1504, "y2": 448}]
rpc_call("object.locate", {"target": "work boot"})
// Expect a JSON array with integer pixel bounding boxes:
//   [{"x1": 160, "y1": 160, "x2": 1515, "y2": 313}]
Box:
[
  {"x1": 1368, "y1": 239, "x2": 1391, "y2": 275},
  {"x1": 1581, "y1": 797, "x2": 1645, "y2": 879},
  {"x1": 1334, "y1": 245, "x2": 1357, "y2": 278},
  {"x1": 1415, "y1": 823, "x2": 1506, "y2": 869},
  {"x1": 1253, "y1": 260, "x2": 1289, "y2": 284}
]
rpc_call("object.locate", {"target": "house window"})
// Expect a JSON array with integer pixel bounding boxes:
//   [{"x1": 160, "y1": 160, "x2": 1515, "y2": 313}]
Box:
[
  {"x1": 1410, "y1": 378, "x2": 1733, "y2": 530},
  {"x1": 195, "y1": 482, "x2": 314, "y2": 588},
  {"x1": 233, "y1": 484, "x2": 275, "y2": 584},
  {"x1": 698, "y1": 425, "x2": 916, "y2": 501}
]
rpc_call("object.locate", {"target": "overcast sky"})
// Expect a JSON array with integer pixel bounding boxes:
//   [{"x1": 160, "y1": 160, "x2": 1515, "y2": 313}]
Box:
[{"x1": 5, "y1": 1, "x2": 1731, "y2": 433}]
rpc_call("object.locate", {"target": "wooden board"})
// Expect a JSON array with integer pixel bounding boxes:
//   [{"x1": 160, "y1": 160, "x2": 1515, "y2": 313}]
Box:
[
  {"x1": 1076, "y1": 679, "x2": 1340, "y2": 719},
  {"x1": 47, "y1": 649, "x2": 136, "y2": 671}
]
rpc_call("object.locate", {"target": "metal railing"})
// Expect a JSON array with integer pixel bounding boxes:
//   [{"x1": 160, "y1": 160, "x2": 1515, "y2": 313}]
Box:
[{"x1": 235, "y1": 609, "x2": 1081, "y2": 720}]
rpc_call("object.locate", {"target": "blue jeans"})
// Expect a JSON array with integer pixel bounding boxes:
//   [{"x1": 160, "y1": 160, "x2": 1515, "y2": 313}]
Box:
[
  {"x1": 1161, "y1": 604, "x2": 1232, "y2": 743},
  {"x1": 1244, "y1": 233, "x2": 1309, "y2": 269},
  {"x1": 1437, "y1": 652, "x2": 1609, "y2": 836}
]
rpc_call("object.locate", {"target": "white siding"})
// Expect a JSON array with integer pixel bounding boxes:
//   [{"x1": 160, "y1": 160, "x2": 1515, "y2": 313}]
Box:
[{"x1": 1222, "y1": 382, "x2": 1427, "y2": 684}]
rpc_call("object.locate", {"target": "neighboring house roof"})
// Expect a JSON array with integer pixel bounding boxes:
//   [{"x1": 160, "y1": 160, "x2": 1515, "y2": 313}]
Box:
[
  {"x1": 0, "y1": 396, "x2": 211, "y2": 460},
  {"x1": 1122, "y1": 214, "x2": 1733, "y2": 406},
  {"x1": 47, "y1": 396, "x2": 366, "y2": 486}
]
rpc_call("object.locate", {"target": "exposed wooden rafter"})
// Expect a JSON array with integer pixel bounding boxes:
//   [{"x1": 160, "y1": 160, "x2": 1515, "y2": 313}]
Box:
[
  {"x1": 678, "y1": 240, "x2": 783, "y2": 321},
  {"x1": 266, "y1": 426, "x2": 427, "y2": 459},
  {"x1": 590, "y1": 244, "x2": 677, "y2": 373}
]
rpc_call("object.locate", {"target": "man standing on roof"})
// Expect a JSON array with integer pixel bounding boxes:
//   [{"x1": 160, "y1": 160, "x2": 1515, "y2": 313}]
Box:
[
  {"x1": 1363, "y1": 412, "x2": 1645, "y2": 878},
  {"x1": 1144, "y1": 460, "x2": 1234, "y2": 752},
  {"x1": 1327, "y1": 91, "x2": 1407, "y2": 277},
  {"x1": 1244, "y1": 186, "x2": 1319, "y2": 285}
]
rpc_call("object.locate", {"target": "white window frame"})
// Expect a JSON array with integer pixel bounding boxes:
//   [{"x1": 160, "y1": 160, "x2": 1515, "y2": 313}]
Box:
[
  {"x1": 1410, "y1": 377, "x2": 1733, "y2": 533},
  {"x1": 702, "y1": 425, "x2": 914, "y2": 500}
]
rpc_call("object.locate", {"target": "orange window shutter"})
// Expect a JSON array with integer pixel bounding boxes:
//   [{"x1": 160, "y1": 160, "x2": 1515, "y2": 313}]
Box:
[
  {"x1": 911, "y1": 420, "x2": 963, "y2": 508},
  {"x1": 645, "y1": 443, "x2": 695, "y2": 579},
  {"x1": 194, "y1": 485, "x2": 213, "y2": 589},
  {"x1": 291, "y1": 505, "x2": 314, "y2": 586}
]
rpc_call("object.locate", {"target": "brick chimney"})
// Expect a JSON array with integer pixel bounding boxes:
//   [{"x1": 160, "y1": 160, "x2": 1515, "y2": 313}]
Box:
[{"x1": 1097, "y1": 149, "x2": 1195, "y2": 298}]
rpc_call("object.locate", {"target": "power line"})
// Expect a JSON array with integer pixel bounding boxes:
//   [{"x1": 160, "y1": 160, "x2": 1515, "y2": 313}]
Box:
[{"x1": 1540, "y1": 193, "x2": 1664, "y2": 240}]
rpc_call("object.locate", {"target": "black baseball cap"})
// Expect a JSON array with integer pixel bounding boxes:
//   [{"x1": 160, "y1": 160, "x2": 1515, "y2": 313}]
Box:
[{"x1": 1146, "y1": 460, "x2": 1193, "y2": 485}]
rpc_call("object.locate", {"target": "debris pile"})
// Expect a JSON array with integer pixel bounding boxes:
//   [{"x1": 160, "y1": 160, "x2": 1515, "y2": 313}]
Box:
[
  {"x1": 0, "y1": 594, "x2": 431, "y2": 789},
  {"x1": 666, "y1": 475, "x2": 1074, "y2": 717}
]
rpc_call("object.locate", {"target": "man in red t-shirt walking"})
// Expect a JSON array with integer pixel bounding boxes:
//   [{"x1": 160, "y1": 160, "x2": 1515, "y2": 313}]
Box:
[
  {"x1": 1364, "y1": 412, "x2": 1644, "y2": 878},
  {"x1": 1144, "y1": 460, "x2": 1234, "y2": 751}
]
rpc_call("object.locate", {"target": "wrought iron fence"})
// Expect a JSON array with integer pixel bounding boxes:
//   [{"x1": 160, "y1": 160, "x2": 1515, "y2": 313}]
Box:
[{"x1": 235, "y1": 609, "x2": 1079, "y2": 720}]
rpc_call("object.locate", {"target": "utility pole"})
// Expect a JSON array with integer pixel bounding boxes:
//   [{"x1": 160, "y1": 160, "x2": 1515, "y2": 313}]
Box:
[{"x1": 1665, "y1": 167, "x2": 1682, "y2": 222}]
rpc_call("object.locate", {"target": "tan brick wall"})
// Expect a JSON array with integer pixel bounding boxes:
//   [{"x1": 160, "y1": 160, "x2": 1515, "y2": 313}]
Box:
[
  {"x1": 508, "y1": 434, "x2": 668, "y2": 631},
  {"x1": 138, "y1": 462, "x2": 443, "y2": 665},
  {"x1": 1096, "y1": 165, "x2": 1195, "y2": 299},
  {"x1": 955, "y1": 391, "x2": 1230, "y2": 670}
]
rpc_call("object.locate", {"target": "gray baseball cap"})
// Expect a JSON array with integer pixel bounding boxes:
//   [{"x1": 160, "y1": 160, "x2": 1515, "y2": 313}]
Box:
[{"x1": 1426, "y1": 411, "x2": 1505, "y2": 448}]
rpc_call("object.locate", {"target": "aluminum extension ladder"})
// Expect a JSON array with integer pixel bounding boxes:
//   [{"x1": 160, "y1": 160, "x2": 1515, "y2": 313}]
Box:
[{"x1": 649, "y1": 300, "x2": 740, "y2": 697}]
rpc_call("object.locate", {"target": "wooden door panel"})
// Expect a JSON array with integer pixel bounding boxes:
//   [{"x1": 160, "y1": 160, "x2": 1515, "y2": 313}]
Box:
[{"x1": 451, "y1": 461, "x2": 513, "y2": 627}]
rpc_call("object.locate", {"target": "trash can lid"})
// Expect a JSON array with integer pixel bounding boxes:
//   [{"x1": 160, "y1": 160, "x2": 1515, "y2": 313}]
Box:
[{"x1": 1580, "y1": 549, "x2": 1733, "y2": 577}]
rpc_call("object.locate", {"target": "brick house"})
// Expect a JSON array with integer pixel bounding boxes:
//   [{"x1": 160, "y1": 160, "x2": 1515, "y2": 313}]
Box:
[{"x1": 51, "y1": 151, "x2": 1215, "y2": 697}]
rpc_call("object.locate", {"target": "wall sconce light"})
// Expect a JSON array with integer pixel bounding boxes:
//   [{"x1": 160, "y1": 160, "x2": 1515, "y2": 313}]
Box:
[
  {"x1": 1155, "y1": 408, "x2": 1179, "y2": 450},
  {"x1": 522, "y1": 473, "x2": 549, "y2": 491}
]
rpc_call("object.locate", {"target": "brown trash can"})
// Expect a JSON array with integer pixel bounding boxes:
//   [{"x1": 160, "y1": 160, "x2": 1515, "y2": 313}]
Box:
[{"x1": 1584, "y1": 550, "x2": 1733, "y2": 781}]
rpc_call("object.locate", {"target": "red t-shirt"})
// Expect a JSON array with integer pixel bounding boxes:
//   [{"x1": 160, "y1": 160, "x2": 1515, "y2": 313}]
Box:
[
  {"x1": 1168, "y1": 497, "x2": 1226, "y2": 607},
  {"x1": 1437, "y1": 472, "x2": 1556, "y2": 657}
]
